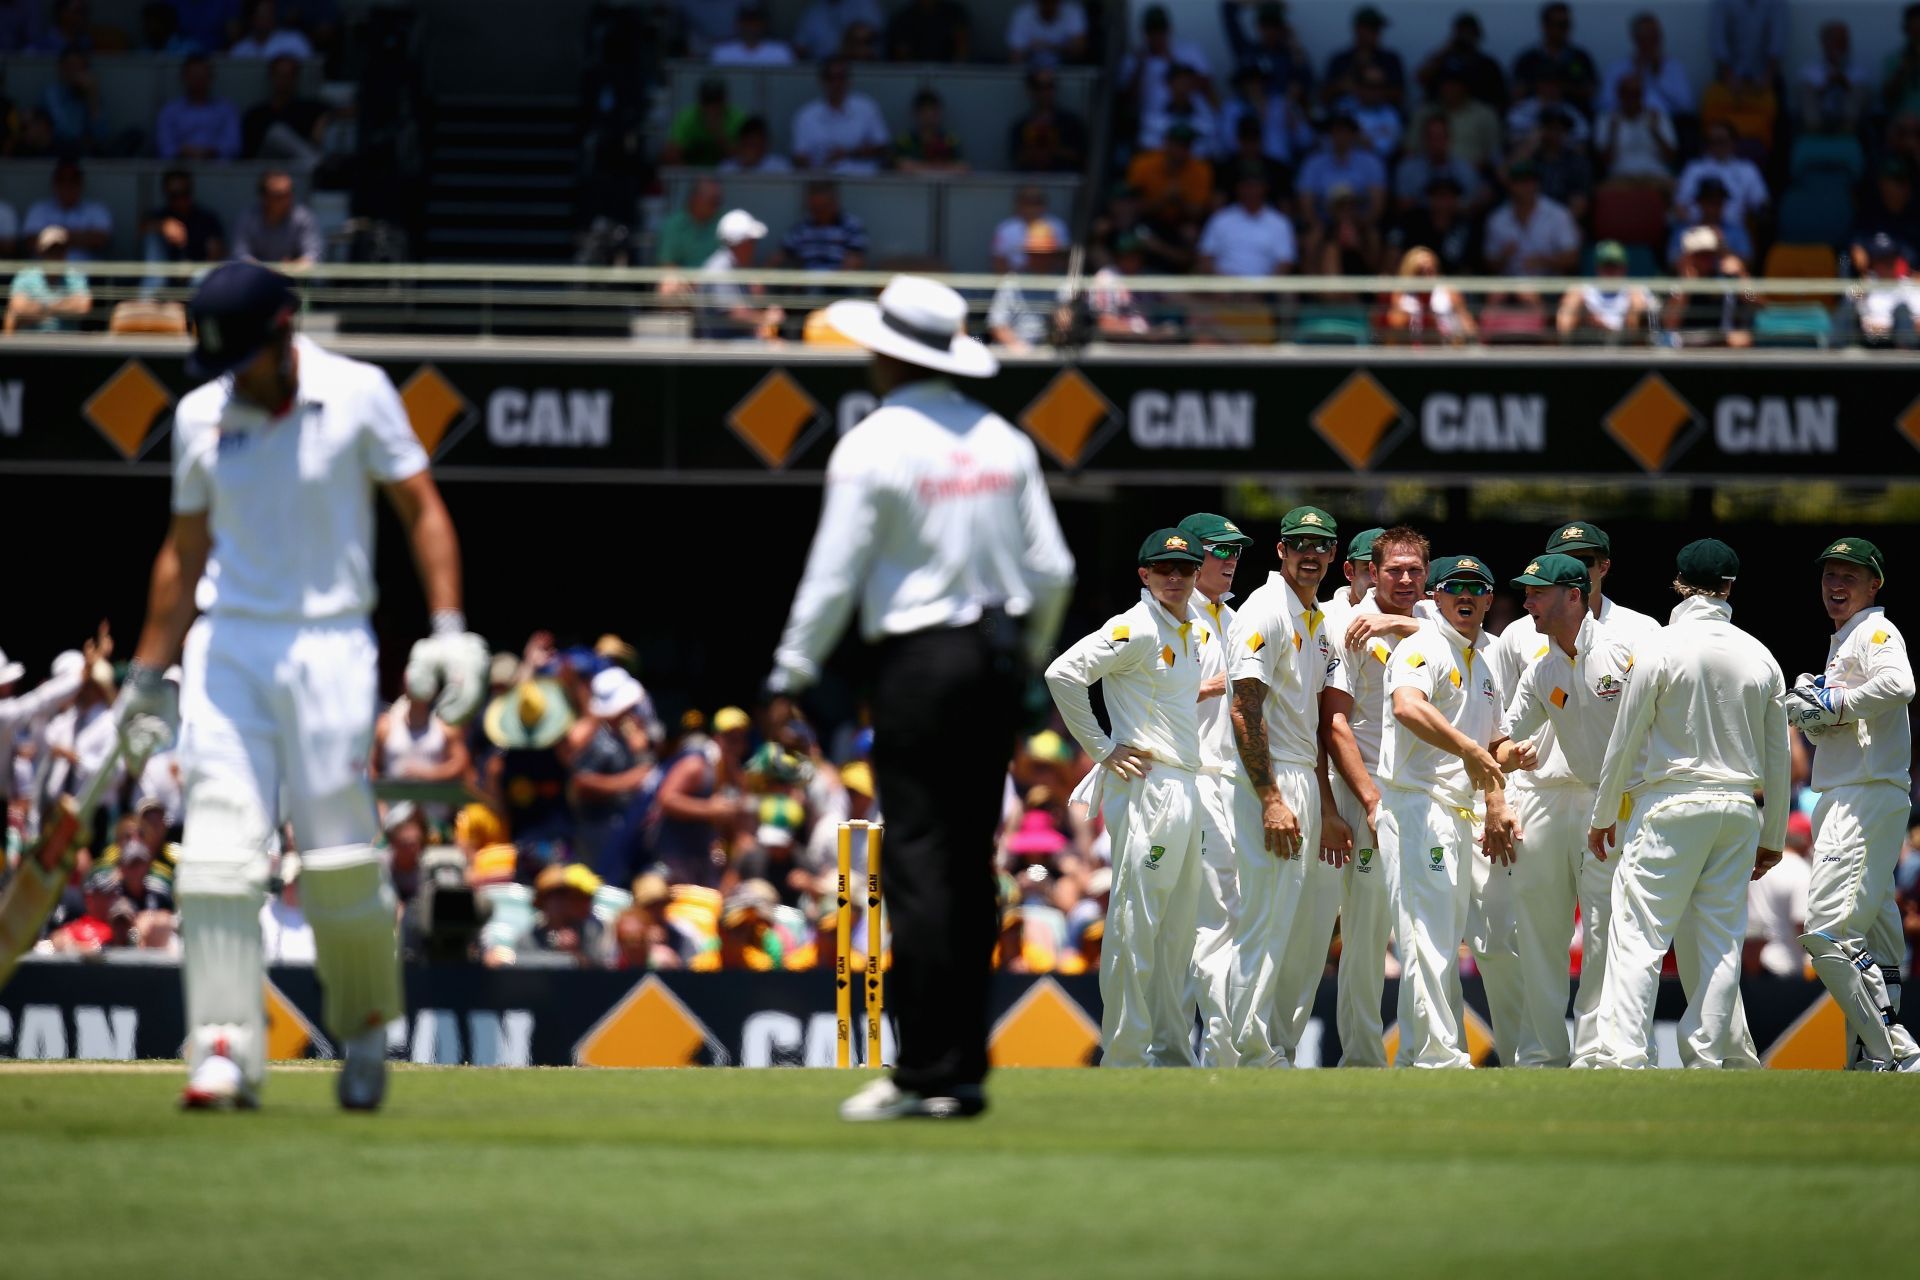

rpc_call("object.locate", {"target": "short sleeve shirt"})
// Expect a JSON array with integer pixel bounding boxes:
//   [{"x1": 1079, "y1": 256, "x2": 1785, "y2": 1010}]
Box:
[
  {"x1": 1379, "y1": 618, "x2": 1507, "y2": 807},
  {"x1": 1227, "y1": 572, "x2": 1333, "y2": 770}
]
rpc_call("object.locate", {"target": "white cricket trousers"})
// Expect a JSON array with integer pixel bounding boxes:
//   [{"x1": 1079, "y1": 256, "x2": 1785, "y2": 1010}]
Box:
[
  {"x1": 1379, "y1": 789, "x2": 1477, "y2": 1069},
  {"x1": 1330, "y1": 772, "x2": 1391, "y2": 1067},
  {"x1": 1190, "y1": 771, "x2": 1240, "y2": 1067},
  {"x1": 1223, "y1": 762, "x2": 1320, "y2": 1067},
  {"x1": 1806, "y1": 782, "x2": 1920, "y2": 1065},
  {"x1": 1595, "y1": 787, "x2": 1763, "y2": 1070},
  {"x1": 1099, "y1": 767, "x2": 1204, "y2": 1067},
  {"x1": 1505, "y1": 782, "x2": 1612, "y2": 1068}
]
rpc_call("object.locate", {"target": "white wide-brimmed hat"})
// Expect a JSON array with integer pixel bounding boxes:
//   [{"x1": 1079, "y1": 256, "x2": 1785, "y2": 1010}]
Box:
[
  {"x1": 824, "y1": 275, "x2": 999, "y2": 378},
  {"x1": 588, "y1": 667, "x2": 644, "y2": 720}
]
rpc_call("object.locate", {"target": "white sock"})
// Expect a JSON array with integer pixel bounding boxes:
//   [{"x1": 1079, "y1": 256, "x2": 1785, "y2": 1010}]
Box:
[
  {"x1": 176, "y1": 847, "x2": 269, "y2": 1086},
  {"x1": 300, "y1": 845, "x2": 403, "y2": 1044}
]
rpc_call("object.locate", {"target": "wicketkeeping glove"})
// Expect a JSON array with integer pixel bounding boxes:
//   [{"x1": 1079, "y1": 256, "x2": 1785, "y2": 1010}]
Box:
[
  {"x1": 1782, "y1": 672, "x2": 1847, "y2": 735},
  {"x1": 407, "y1": 612, "x2": 490, "y2": 725},
  {"x1": 113, "y1": 660, "x2": 178, "y2": 763}
]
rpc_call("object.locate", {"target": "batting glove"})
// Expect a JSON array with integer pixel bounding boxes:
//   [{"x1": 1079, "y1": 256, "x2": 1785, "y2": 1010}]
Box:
[
  {"x1": 1783, "y1": 673, "x2": 1846, "y2": 735},
  {"x1": 113, "y1": 660, "x2": 178, "y2": 763},
  {"x1": 407, "y1": 611, "x2": 490, "y2": 725}
]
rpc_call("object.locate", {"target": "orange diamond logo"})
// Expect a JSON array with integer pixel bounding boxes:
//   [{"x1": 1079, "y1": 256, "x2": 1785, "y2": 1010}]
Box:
[
  {"x1": 573, "y1": 974, "x2": 719, "y2": 1067},
  {"x1": 82, "y1": 360, "x2": 174, "y2": 460},
  {"x1": 1604, "y1": 374, "x2": 1699, "y2": 472},
  {"x1": 1020, "y1": 367, "x2": 1115, "y2": 468},
  {"x1": 399, "y1": 365, "x2": 473, "y2": 457},
  {"x1": 1761, "y1": 992, "x2": 1848, "y2": 1069},
  {"x1": 263, "y1": 978, "x2": 332, "y2": 1061},
  {"x1": 1310, "y1": 370, "x2": 1406, "y2": 470},
  {"x1": 989, "y1": 976, "x2": 1101, "y2": 1067},
  {"x1": 1897, "y1": 395, "x2": 1920, "y2": 454},
  {"x1": 1380, "y1": 1003, "x2": 1498, "y2": 1066},
  {"x1": 728, "y1": 370, "x2": 822, "y2": 469}
]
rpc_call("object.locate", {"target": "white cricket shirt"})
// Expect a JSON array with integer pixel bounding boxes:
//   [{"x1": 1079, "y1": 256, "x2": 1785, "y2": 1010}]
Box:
[
  {"x1": 1194, "y1": 593, "x2": 1238, "y2": 773},
  {"x1": 1325, "y1": 589, "x2": 1411, "y2": 773},
  {"x1": 1379, "y1": 616, "x2": 1507, "y2": 809},
  {"x1": 1811, "y1": 606, "x2": 1915, "y2": 791},
  {"x1": 1590, "y1": 595, "x2": 1791, "y2": 850},
  {"x1": 773, "y1": 378, "x2": 1075, "y2": 686},
  {"x1": 1227, "y1": 571, "x2": 1333, "y2": 771},
  {"x1": 172, "y1": 336, "x2": 428, "y2": 623},
  {"x1": 1045, "y1": 590, "x2": 1207, "y2": 771},
  {"x1": 1505, "y1": 612, "x2": 1637, "y2": 786},
  {"x1": 1491, "y1": 595, "x2": 1659, "y2": 787}
]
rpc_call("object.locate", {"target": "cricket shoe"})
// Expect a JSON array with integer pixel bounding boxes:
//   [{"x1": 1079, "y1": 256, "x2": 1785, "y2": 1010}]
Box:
[
  {"x1": 839, "y1": 1077, "x2": 986, "y2": 1121},
  {"x1": 180, "y1": 1052, "x2": 259, "y2": 1111},
  {"x1": 337, "y1": 1028, "x2": 389, "y2": 1112}
]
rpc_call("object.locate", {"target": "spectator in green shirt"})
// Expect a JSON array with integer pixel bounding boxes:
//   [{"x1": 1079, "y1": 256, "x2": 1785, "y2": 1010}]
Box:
[
  {"x1": 656, "y1": 177, "x2": 725, "y2": 268},
  {"x1": 894, "y1": 89, "x2": 967, "y2": 173},
  {"x1": 662, "y1": 78, "x2": 745, "y2": 167},
  {"x1": 5, "y1": 225, "x2": 91, "y2": 333}
]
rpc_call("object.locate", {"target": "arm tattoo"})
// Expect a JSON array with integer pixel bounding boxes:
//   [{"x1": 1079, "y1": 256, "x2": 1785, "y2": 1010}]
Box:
[{"x1": 1231, "y1": 677, "x2": 1275, "y2": 792}]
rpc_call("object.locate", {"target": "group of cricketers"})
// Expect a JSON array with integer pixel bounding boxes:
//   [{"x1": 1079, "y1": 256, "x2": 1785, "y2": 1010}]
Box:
[{"x1": 1045, "y1": 511, "x2": 1919, "y2": 1072}]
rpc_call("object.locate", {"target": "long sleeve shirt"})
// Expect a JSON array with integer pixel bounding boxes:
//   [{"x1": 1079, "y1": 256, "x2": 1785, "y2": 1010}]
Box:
[
  {"x1": 1046, "y1": 590, "x2": 1206, "y2": 771},
  {"x1": 1490, "y1": 596, "x2": 1659, "y2": 787},
  {"x1": 1380, "y1": 617, "x2": 1508, "y2": 809},
  {"x1": 0, "y1": 663, "x2": 85, "y2": 800},
  {"x1": 773, "y1": 378, "x2": 1075, "y2": 688},
  {"x1": 1810, "y1": 606, "x2": 1915, "y2": 791},
  {"x1": 1504, "y1": 612, "x2": 1638, "y2": 787},
  {"x1": 1590, "y1": 595, "x2": 1790, "y2": 851},
  {"x1": 1227, "y1": 572, "x2": 1332, "y2": 771}
]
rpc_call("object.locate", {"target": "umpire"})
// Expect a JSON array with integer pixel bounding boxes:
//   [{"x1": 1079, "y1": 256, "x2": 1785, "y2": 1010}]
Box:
[{"x1": 769, "y1": 276, "x2": 1076, "y2": 1120}]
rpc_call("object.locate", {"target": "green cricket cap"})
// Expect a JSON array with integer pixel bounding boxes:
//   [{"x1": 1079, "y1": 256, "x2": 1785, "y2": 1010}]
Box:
[
  {"x1": 1345, "y1": 526, "x2": 1385, "y2": 563},
  {"x1": 1279, "y1": 505, "x2": 1338, "y2": 539},
  {"x1": 1432, "y1": 554, "x2": 1495, "y2": 589},
  {"x1": 1511, "y1": 553, "x2": 1591, "y2": 592},
  {"x1": 1593, "y1": 240, "x2": 1628, "y2": 267},
  {"x1": 1138, "y1": 527, "x2": 1204, "y2": 566},
  {"x1": 1546, "y1": 520, "x2": 1610, "y2": 554},
  {"x1": 1676, "y1": 538, "x2": 1740, "y2": 587},
  {"x1": 1177, "y1": 512, "x2": 1252, "y2": 547},
  {"x1": 1817, "y1": 536, "x2": 1886, "y2": 581}
]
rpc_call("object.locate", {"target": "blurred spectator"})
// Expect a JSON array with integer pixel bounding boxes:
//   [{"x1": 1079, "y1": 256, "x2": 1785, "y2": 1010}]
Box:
[
  {"x1": 483, "y1": 677, "x2": 576, "y2": 855},
  {"x1": 1557, "y1": 240, "x2": 1649, "y2": 338},
  {"x1": 114, "y1": 840, "x2": 174, "y2": 913},
  {"x1": 1344, "y1": 66, "x2": 1402, "y2": 157},
  {"x1": 699, "y1": 211, "x2": 783, "y2": 340},
  {"x1": 229, "y1": 0, "x2": 311, "y2": 59},
  {"x1": 42, "y1": 657, "x2": 115, "y2": 796},
  {"x1": 1597, "y1": 72, "x2": 1676, "y2": 183},
  {"x1": 261, "y1": 851, "x2": 313, "y2": 962},
  {"x1": 645, "y1": 705, "x2": 751, "y2": 888},
  {"x1": 711, "y1": 4, "x2": 793, "y2": 66},
  {"x1": 791, "y1": 58, "x2": 889, "y2": 174},
  {"x1": 564, "y1": 667, "x2": 655, "y2": 884},
  {"x1": 1745, "y1": 811, "x2": 1811, "y2": 975},
  {"x1": 663, "y1": 78, "x2": 743, "y2": 168},
  {"x1": 1507, "y1": 66, "x2": 1589, "y2": 149},
  {"x1": 1298, "y1": 113, "x2": 1387, "y2": 227},
  {"x1": 887, "y1": 0, "x2": 969, "y2": 62},
  {"x1": 838, "y1": 20, "x2": 882, "y2": 63},
  {"x1": 720, "y1": 116, "x2": 792, "y2": 174},
  {"x1": 49, "y1": 869, "x2": 121, "y2": 953},
  {"x1": 6, "y1": 227, "x2": 91, "y2": 333},
  {"x1": 0, "y1": 199, "x2": 15, "y2": 257},
  {"x1": 1709, "y1": 0, "x2": 1786, "y2": 92},
  {"x1": 1674, "y1": 122, "x2": 1767, "y2": 228},
  {"x1": 1139, "y1": 61, "x2": 1221, "y2": 156},
  {"x1": 141, "y1": 168, "x2": 228, "y2": 269},
  {"x1": 243, "y1": 54, "x2": 329, "y2": 162},
  {"x1": 138, "y1": 1, "x2": 200, "y2": 54},
  {"x1": 1485, "y1": 161, "x2": 1580, "y2": 287},
  {"x1": 1010, "y1": 66, "x2": 1087, "y2": 173},
  {"x1": 41, "y1": 48, "x2": 109, "y2": 155},
  {"x1": 1801, "y1": 21, "x2": 1869, "y2": 134},
  {"x1": 1213, "y1": 111, "x2": 1294, "y2": 208},
  {"x1": 992, "y1": 184, "x2": 1068, "y2": 273},
  {"x1": 1390, "y1": 173, "x2": 1482, "y2": 275},
  {"x1": 1853, "y1": 161, "x2": 1920, "y2": 273},
  {"x1": 528, "y1": 864, "x2": 607, "y2": 966},
  {"x1": 174, "y1": 0, "x2": 245, "y2": 50},
  {"x1": 1883, "y1": 113, "x2": 1920, "y2": 177},
  {"x1": 794, "y1": 0, "x2": 883, "y2": 61},
  {"x1": 693, "y1": 883, "x2": 793, "y2": 970},
  {"x1": 1125, "y1": 5, "x2": 1213, "y2": 131},
  {"x1": 1513, "y1": 2, "x2": 1597, "y2": 110},
  {"x1": 1395, "y1": 115, "x2": 1484, "y2": 214},
  {"x1": 894, "y1": 88, "x2": 965, "y2": 172},
  {"x1": 231, "y1": 170, "x2": 321, "y2": 266},
  {"x1": 1221, "y1": 0, "x2": 1312, "y2": 100},
  {"x1": 1124, "y1": 123, "x2": 1214, "y2": 242},
  {"x1": 675, "y1": 0, "x2": 742, "y2": 54},
  {"x1": 1321, "y1": 6, "x2": 1404, "y2": 110},
  {"x1": 1886, "y1": 5, "x2": 1920, "y2": 117},
  {"x1": 1662, "y1": 226, "x2": 1754, "y2": 346},
  {"x1": 612, "y1": 897, "x2": 685, "y2": 971},
  {"x1": 383, "y1": 803, "x2": 428, "y2": 904},
  {"x1": 1006, "y1": 0, "x2": 1087, "y2": 67},
  {"x1": 1850, "y1": 233, "x2": 1920, "y2": 345},
  {"x1": 1198, "y1": 165, "x2": 1295, "y2": 276},
  {"x1": 373, "y1": 667, "x2": 471, "y2": 816},
  {"x1": 1416, "y1": 12, "x2": 1508, "y2": 110},
  {"x1": 1221, "y1": 65, "x2": 1315, "y2": 169},
  {"x1": 1305, "y1": 184, "x2": 1382, "y2": 279},
  {"x1": 156, "y1": 53, "x2": 241, "y2": 161},
  {"x1": 1085, "y1": 234, "x2": 1168, "y2": 341},
  {"x1": 779, "y1": 180, "x2": 869, "y2": 272},
  {"x1": 9, "y1": 107, "x2": 61, "y2": 160},
  {"x1": 1666, "y1": 176, "x2": 1751, "y2": 268},
  {"x1": 657, "y1": 176, "x2": 723, "y2": 269},
  {"x1": 1600, "y1": 12, "x2": 1694, "y2": 117},
  {"x1": 1515, "y1": 106, "x2": 1592, "y2": 221},
  {"x1": 29, "y1": 0, "x2": 116, "y2": 53},
  {"x1": 1404, "y1": 61, "x2": 1501, "y2": 170},
  {"x1": 1386, "y1": 246, "x2": 1476, "y2": 344},
  {"x1": 988, "y1": 221, "x2": 1069, "y2": 350}
]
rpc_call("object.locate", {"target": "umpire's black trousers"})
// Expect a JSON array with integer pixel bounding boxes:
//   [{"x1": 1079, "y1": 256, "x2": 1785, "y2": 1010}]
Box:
[{"x1": 868, "y1": 619, "x2": 1021, "y2": 1095}]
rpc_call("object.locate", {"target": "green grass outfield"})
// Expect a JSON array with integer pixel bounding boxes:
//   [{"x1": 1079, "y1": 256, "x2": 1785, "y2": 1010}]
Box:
[{"x1": 4, "y1": 1066, "x2": 1916, "y2": 1278}]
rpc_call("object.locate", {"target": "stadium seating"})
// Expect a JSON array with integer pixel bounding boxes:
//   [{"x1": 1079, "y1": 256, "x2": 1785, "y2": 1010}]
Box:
[
  {"x1": 1592, "y1": 185, "x2": 1669, "y2": 247},
  {"x1": 1479, "y1": 304, "x2": 1550, "y2": 343},
  {"x1": 1789, "y1": 135, "x2": 1865, "y2": 185},
  {"x1": 0, "y1": 162, "x2": 312, "y2": 260},
  {"x1": 1752, "y1": 304, "x2": 1835, "y2": 347},
  {"x1": 1762, "y1": 243, "x2": 1840, "y2": 305},
  {"x1": 0, "y1": 54, "x2": 323, "y2": 141},
  {"x1": 1293, "y1": 305, "x2": 1371, "y2": 345},
  {"x1": 740, "y1": 0, "x2": 1049, "y2": 62},
  {"x1": 1775, "y1": 181, "x2": 1854, "y2": 250}
]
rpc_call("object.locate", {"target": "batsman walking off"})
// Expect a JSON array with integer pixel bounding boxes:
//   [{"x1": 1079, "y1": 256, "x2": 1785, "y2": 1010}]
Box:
[
  {"x1": 118, "y1": 263, "x2": 489, "y2": 1110},
  {"x1": 770, "y1": 276, "x2": 1074, "y2": 1120}
]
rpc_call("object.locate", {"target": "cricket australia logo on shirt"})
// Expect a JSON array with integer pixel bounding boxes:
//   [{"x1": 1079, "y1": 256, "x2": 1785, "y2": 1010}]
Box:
[
  {"x1": 1593, "y1": 673, "x2": 1624, "y2": 701},
  {"x1": 1428, "y1": 846, "x2": 1445, "y2": 870},
  {"x1": 1356, "y1": 847, "x2": 1374, "y2": 873},
  {"x1": 1146, "y1": 845, "x2": 1166, "y2": 870}
]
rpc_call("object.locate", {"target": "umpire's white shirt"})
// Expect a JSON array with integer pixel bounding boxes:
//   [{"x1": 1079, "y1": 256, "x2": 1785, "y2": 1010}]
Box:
[
  {"x1": 774, "y1": 378, "x2": 1075, "y2": 684},
  {"x1": 1811, "y1": 606, "x2": 1915, "y2": 791},
  {"x1": 172, "y1": 336, "x2": 429, "y2": 622}
]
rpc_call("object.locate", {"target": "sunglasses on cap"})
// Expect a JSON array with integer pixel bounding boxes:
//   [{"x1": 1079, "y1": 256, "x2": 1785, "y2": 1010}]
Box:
[
  {"x1": 1283, "y1": 536, "x2": 1337, "y2": 554},
  {"x1": 1435, "y1": 579, "x2": 1493, "y2": 596},
  {"x1": 1204, "y1": 543, "x2": 1243, "y2": 560}
]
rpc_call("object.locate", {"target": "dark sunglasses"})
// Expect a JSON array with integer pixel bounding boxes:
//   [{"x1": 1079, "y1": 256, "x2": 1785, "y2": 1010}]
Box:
[
  {"x1": 1436, "y1": 580, "x2": 1493, "y2": 597},
  {"x1": 1283, "y1": 536, "x2": 1337, "y2": 555},
  {"x1": 1145, "y1": 561, "x2": 1197, "y2": 576}
]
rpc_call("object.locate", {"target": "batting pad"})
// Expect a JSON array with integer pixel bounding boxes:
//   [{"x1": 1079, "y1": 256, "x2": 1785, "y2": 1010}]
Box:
[
  {"x1": 176, "y1": 846, "x2": 270, "y2": 1086},
  {"x1": 299, "y1": 845, "x2": 402, "y2": 1043}
]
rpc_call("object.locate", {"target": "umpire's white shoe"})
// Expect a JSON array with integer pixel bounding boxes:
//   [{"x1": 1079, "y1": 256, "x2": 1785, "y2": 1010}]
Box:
[
  {"x1": 838, "y1": 1078, "x2": 986, "y2": 1121},
  {"x1": 337, "y1": 1028, "x2": 388, "y2": 1112},
  {"x1": 181, "y1": 1052, "x2": 259, "y2": 1111}
]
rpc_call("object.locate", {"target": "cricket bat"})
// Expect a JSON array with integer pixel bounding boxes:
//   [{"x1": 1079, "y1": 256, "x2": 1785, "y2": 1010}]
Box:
[{"x1": 0, "y1": 739, "x2": 129, "y2": 990}]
